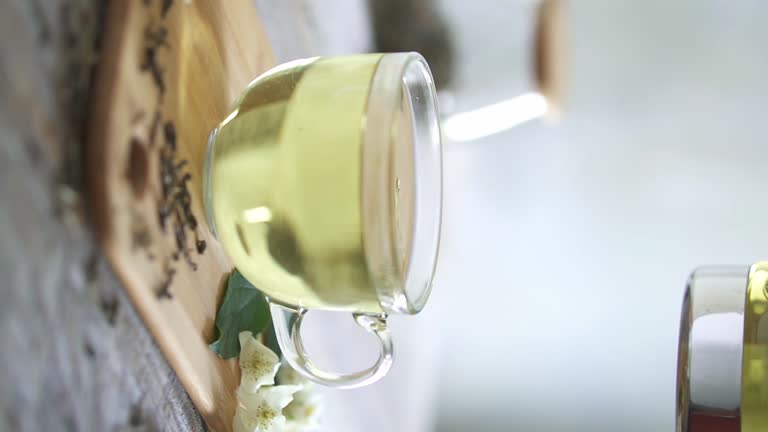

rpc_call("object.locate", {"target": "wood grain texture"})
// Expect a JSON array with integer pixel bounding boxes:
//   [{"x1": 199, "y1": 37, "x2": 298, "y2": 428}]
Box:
[{"x1": 88, "y1": 1, "x2": 275, "y2": 430}]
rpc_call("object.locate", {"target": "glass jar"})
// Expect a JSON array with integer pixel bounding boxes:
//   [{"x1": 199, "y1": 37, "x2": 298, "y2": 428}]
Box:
[{"x1": 677, "y1": 262, "x2": 768, "y2": 432}]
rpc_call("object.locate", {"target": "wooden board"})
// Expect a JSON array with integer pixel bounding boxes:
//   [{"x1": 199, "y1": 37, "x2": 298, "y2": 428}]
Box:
[{"x1": 87, "y1": 1, "x2": 275, "y2": 430}]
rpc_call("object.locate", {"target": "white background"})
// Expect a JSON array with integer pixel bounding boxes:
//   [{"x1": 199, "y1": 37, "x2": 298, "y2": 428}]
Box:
[{"x1": 432, "y1": 1, "x2": 768, "y2": 431}]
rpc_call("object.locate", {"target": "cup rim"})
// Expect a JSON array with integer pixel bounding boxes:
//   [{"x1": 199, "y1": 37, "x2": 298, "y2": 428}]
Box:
[{"x1": 361, "y1": 52, "x2": 443, "y2": 315}]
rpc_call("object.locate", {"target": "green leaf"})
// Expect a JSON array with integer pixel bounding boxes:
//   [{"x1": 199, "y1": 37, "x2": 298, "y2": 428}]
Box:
[
  {"x1": 209, "y1": 269, "x2": 271, "y2": 359},
  {"x1": 262, "y1": 321, "x2": 282, "y2": 359}
]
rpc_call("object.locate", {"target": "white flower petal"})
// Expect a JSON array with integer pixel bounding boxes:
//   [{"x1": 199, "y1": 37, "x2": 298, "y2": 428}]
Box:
[
  {"x1": 239, "y1": 331, "x2": 280, "y2": 393},
  {"x1": 283, "y1": 393, "x2": 321, "y2": 430},
  {"x1": 276, "y1": 362, "x2": 305, "y2": 386},
  {"x1": 234, "y1": 334, "x2": 320, "y2": 432},
  {"x1": 234, "y1": 402, "x2": 285, "y2": 432},
  {"x1": 275, "y1": 363, "x2": 320, "y2": 429},
  {"x1": 277, "y1": 363, "x2": 320, "y2": 422},
  {"x1": 235, "y1": 385, "x2": 302, "y2": 432},
  {"x1": 239, "y1": 385, "x2": 302, "y2": 411},
  {"x1": 290, "y1": 387, "x2": 319, "y2": 406},
  {"x1": 283, "y1": 401, "x2": 320, "y2": 431}
]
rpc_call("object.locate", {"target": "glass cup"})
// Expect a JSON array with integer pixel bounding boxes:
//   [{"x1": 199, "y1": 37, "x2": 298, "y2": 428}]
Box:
[{"x1": 204, "y1": 52, "x2": 442, "y2": 388}]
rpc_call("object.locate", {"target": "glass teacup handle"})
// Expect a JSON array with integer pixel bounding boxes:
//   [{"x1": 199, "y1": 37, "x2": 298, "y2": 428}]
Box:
[{"x1": 269, "y1": 303, "x2": 394, "y2": 389}]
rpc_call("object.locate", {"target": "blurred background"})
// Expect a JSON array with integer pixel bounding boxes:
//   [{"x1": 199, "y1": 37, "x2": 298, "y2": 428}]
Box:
[{"x1": 258, "y1": 0, "x2": 768, "y2": 431}]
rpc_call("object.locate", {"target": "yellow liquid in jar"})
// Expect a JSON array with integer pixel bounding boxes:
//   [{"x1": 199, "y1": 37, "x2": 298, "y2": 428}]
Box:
[
  {"x1": 742, "y1": 261, "x2": 768, "y2": 431},
  {"x1": 206, "y1": 54, "x2": 415, "y2": 313}
]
